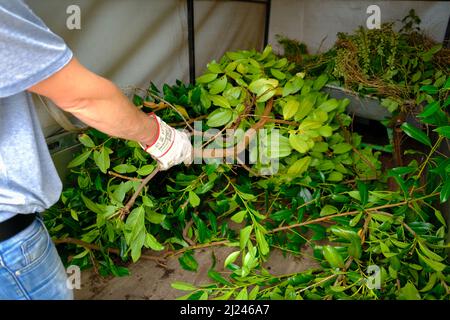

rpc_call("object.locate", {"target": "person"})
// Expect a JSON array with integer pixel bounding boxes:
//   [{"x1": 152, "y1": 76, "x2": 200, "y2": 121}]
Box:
[{"x1": 0, "y1": 0, "x2": 193, "y2": 300}]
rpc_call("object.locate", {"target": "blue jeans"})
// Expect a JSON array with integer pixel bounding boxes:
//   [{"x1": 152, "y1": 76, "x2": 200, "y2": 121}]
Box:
[{"x1": 0, "y1": 217, "x2": 73, "y2": 300}]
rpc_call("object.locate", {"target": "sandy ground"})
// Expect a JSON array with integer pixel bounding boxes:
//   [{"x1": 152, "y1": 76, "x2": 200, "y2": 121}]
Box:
[{"x1": 74, "y1": 245, "x2": 319, "y2": 300}]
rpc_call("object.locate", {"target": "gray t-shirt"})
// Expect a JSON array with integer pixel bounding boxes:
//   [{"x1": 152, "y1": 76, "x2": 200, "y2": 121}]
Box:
[{"x1": 0, "y1": 0, "x2": 73, "y2": 222}]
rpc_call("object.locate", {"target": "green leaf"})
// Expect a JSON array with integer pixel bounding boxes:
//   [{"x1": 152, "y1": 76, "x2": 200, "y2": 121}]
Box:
[
  {"x1": 68, "y1": 150, "x2": 92, "y2": 168},
  {"x1": 294, "y1": 95, "x2": 315, "y2": 121},
  {"x1": 380, "y1": 242, "x2": 396, "y2": 258},
  {"x1": 349, "y1": 212, "x2": 363, "y2": 227},
  {"x1": 210, "y1": 95, "x2": 231, "y2": 109},
  {"x1": 224, "y1": 251, "x2": 240, "y2": 267},
  {"x1": 231, "y1": 210, "x2": 247, "y2": 223},
  {"x1": 327, "y1": 171, "x2": 343, "y2": 182},
  {"x1": 208, "y1": 270, "x2": 232, "y2": 286},
  {"x1": 145, "y1": 233, "x2": 164, "y2": 251},
  {"x1": 113, "y1": 164, "x2": 136, "y2": 174},
  {"x1": 318, "y1": 125, "x2": 333, "y2": 137},
  {"x1": 171, "y1": 281, "x2": 197, "y2": 291},
  {"x1": 283, "y1": 77, "x2": 303, "y2": 96},
  {"x1": 420, "y1": 273, "x2": 437, "y2": 292},
  {"x1": 196, "y1": 73, "x2": 218, "y2": 84},
  {"x1": 235, "y1": 287, "x2": 248, "y2": 300},
  {"x1": 78, "y1": 134, "x2": 95, "y2": 148},
  {"x1": 348, "y1": 238, "x2": 362, "y2": 259},
  {"x1": 270, "y1": 209, "x2": 292, "y2": 222},
  {"x1": 147, "y1": 211, "x2": 165, "y2": 224},
  {"x1": 401, "y1": 123, "x2": 431, "y2": 147},
  {"x1": 248, "y1": 78, "x2": 278, "y2": 102},
  {"x1": 255, "y1": 228, "x2": 269, "y2": 255},
  {"x1": 418, "y1": 241, "x2": 445, "y2": 262},
  {"x1": 283, "y1": 99, "x2": 300, "y2": 120},
  {"x1": 270, "y1": 68, "x2": 286, "y2": 80},
  {"x1": 287, "y1": 157, "x2": 311, "y2": 176},
  {"x1": 419, "y1": 85, "x2": 438, "y2": 95},
  {"x1": 417, "y1": 251, "x2": 446, "y2": 272},
  {"x1": 313, "y1": 74, "x2": 328, "y2": 90},
  {"x1": 209, "y1": 75, "x2": 228, "y2": 94},
  {"x1": 178, "y1": 252, "x2": 198, "y2": 272},
  {"x1": 207, "y1": 61, "x2": 222, "y2": 74},
  {"x1": 81, "y1": 194, "x2": 103, "y2": 215},
  {"x1": 357, "y1": 181, "x2": 368, "y2": 205},
  {"x1": 332, "y1": 143, "x2": 353, "y2": 154},
  {"x1": 398, "y1": 282, "x2": 421, "y2": 300},
  {"x1": 317, "y1": 99, "x2": 339, "y2": 112},
  {"x1": 444, "y1": 77, "x2": 450, "y2": 90},
  {"x1": 249, "y1": 285, "x2": 260, "y2": 300},
  {"x1": 188, "y1": 191, "x2": 201, "y2": 207},
  {"x1": 94, "y1": 147, "x2": 111, "y2": 174},
  {"x1": 433, "y1": 209, "x2": 447, "y2": 226},
  {"x1": 206, "y1": 108, "x2": 233, "y2": 127},
  {"x1": 434, "y1": 126, "x2": 450, "y2": 139},
  {"x1": 418, "y1": 101, "x2": 440, "y2": 118},
  {"x1": 289, "y1": 134, "x2": 310, "y2": 153},
  {"x1": 126, "y1": 207, "x2": 146, "y2": 262},
  {"x1": 240, "y1": 225, "x2": 253, "y2": 250},
  {"x1": 320, "y1": 205, "x2": 338, "y2": 217},
  {"x1": 71, "y1": 249, "x2": 89, "y2": 260},
  {"x1": 389, "y1": 166, "x2": 416, "y2": 176},
  {"x1": 136, "y1": 164, "x2": 155, "y2": 176},
  {"x1": 411, "y1": 71, "x2": 422, "y2": 83},
  {"x1": 70, "y1": 209, "x2": 79, "y2": 221},
  {"x1": 440, "y1": 179, "x2": 450, "y2": 203},
  {"x1": 112, "y1": 181, "x2": 133, "y2": 204},
  {"x1": 322, "y1": 245, "x2": 345, "y2": 269}
]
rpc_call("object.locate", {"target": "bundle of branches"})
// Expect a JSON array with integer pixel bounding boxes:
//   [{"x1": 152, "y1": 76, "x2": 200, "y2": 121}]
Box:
[
  {"x1": 47, "y1": 45, "x2": 449, "y2": 300},
  {"x1": 277, "y1": 10, "x2": 450, "y2": 113}
]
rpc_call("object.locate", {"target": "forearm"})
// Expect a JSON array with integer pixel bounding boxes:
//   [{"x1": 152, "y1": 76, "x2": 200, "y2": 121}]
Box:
[
  {"x1": 63, "y1": 80, "x2": 158, "y2": 146},
  {"x1": 29, "y1": 58, "x2": 157, "y2": 146}
]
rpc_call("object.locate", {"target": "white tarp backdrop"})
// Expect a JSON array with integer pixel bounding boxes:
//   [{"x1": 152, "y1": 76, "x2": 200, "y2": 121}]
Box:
[
  {"x1": 269, "y1": 0, "x2": 450, "y2": 54},
  {"x1": 26, "y1": 0, "x2": 449, "y2": 136}
]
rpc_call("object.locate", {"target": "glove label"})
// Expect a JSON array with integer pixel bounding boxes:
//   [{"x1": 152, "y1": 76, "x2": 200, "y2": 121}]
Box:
[{"x1": 146, "y1": 116, "x2": 175, "y2": 158}]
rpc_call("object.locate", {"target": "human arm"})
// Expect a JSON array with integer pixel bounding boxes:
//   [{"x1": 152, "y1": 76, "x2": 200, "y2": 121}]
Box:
[{"x1": 28, "y1": 58, "x2": 192, "y2": 169}]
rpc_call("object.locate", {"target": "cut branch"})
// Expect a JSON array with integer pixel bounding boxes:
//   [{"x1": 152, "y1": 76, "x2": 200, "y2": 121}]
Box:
[
  {"x1": 118, "y1": 168, "x2": 160, "y2": 220},
  {"x1": 108, "y1": 171, "x2": 143, "y2": 181},
  {"x1": 268, "y1": 192, "x2": 439, "y2": 234},
  {"x1": 53, "y1": 237, "x2": 165, "y2": 263}
]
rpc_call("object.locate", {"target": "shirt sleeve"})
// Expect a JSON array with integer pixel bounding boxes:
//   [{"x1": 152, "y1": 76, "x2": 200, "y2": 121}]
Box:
[{"x1": 0, "y1": 0, "x2": 73, "y2": 98}]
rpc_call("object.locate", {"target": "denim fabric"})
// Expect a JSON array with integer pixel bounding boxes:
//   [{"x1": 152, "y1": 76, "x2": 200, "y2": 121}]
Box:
[{"x1": 0, "y1": 217, "x2": 73, "y2": 300}]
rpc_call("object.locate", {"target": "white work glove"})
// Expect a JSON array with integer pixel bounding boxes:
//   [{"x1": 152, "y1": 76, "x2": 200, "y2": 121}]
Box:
[{"x1": 141, "y1": 113, "x2": 193, "y2": 170}]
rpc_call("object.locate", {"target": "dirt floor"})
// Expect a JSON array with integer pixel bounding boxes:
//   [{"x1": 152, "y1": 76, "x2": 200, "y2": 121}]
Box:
[{"x1": 74, "y1": 245, "x2": 319, "y2": 300}]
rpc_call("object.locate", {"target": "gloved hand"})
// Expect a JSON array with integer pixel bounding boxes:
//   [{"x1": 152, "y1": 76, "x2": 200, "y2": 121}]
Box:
[{"x1": 141, "y1": 113, "x2": 193, "y2": 170}]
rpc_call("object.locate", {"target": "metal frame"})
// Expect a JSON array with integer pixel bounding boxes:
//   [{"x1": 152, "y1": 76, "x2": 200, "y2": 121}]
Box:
[
  {"x1": 444, "y1": 14, "x2": 450, "y2": 48},
  {"x1": 187, "y1": 0, "x2": 271, "y2": 84}
]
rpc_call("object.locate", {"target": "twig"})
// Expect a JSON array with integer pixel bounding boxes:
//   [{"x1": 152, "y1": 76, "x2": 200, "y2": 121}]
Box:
[
  {"x1": 53, "y1": 237, "x2": 165, "y2": 263},
  {"x1": 334, "y1": 213, "x2": 372, "y2": 287},
  {"x1": 147, "y1": 92, "x2": 194, "y2": 132},
  {"x1": 164, "y1": 240, "x2": 231, "y2": 258},
  {"x1": 297, "y1": 273, "x2": 338, "y2": 294},
  {"x1": 108, "y1": 171, "x2": 143, "y2": 181},
  {"x1": 231, "y1": 94, "x2": 256, "y2": 130},
  {"x1": 198, "y1": 99, "x2": 274, "y2": 160},
  {"x1": 118, "y1": 168, "x2": 160, "y2": 220},
  {"x1": 169, "y1": 115, "x2": 208, "y2": 127},
  {"x1": 182, "y1": 220, "x2": 196, "y2": 246},
  {"x1": 239, "y1": 114, "x2": 299, "y2": 126},
  {"x1": 409, "y1": 135, "x2": 444, "y2": 196},
  {"x1": 268, "y1": 192, "x2": 439, "y2": 234}
]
